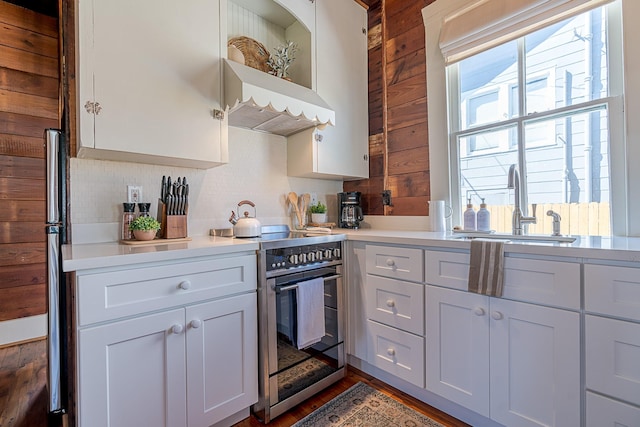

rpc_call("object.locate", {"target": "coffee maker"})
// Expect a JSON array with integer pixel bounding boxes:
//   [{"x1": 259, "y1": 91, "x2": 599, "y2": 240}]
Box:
[{"x1": 338, "y1": 192, "x2": 364, "y2": 229}]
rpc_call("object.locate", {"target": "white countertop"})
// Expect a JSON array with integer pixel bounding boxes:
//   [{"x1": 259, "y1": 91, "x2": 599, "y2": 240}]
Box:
[
  {"x1": 62, "y1": 230, "x2": 640, "y2": 272},
  {"x1": 344, "y1": 229, "x2": 640, "y2": 263},
  {"x1": 62, "y1": 236, "x2": 259, "y2": 272}
]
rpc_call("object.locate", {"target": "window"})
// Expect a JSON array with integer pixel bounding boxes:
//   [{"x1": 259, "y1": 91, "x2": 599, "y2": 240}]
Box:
[{"x1": 447, "y1": 4, "x2": 616, "y2": 235}]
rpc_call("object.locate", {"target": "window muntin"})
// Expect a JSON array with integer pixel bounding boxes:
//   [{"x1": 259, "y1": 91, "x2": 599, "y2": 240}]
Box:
[{"x1": 449, "y1": 5, "x2": 612, "y2": 235}]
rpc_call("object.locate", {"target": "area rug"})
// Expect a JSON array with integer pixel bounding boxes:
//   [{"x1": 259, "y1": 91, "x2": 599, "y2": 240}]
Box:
[{"x1": 292, "y1": 382, "x2": 445, "y2": 427}]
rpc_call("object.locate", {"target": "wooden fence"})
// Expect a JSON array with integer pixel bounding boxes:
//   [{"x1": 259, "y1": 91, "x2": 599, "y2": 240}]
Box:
[{"x1": 486, "y1": 202, "x2": 611, "y2": 236}]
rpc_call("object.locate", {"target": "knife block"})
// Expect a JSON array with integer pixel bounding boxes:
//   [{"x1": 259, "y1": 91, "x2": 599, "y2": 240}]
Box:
[{"x1": 158, "y1": 200, "x2": 188, "y2": 239}]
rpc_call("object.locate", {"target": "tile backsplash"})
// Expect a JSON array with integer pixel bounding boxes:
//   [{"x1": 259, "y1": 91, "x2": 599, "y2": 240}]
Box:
[{"x1": 70, "y1": 127, "x2": 343, "y2": 243}]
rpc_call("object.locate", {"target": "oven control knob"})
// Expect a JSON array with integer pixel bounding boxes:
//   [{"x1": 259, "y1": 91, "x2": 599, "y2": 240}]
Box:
[
  {"x1": 324, "y1": 249, "x2": 333, "y2": 259},
  {"x1": 308, "y1": 252, "x2": 316, "y2": 262},
  {"x1": 289, "y1": 254, "x2": 298, "y2": 264},
  {"x1": 316, "y1": 250, "x2": 323, "y2": 260},
  {"x1": 271, "y1": 263, "x2": 277, "y2": 268},
  {"x1": 299, "y1": 253, "x2": 307, "y2": 263},
  {"x1": 333, "y1": 248, "x2": 341, "y2": 258}
]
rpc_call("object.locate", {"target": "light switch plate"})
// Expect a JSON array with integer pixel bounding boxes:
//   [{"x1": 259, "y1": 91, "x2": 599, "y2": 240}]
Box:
[{"x1": 127, "y1": 185, "x2": 143, "y2": 203}]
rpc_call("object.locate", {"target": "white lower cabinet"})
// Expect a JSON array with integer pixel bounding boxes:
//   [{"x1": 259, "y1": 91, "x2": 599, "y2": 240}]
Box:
[
  {"x1": 426, "y1": 285, "x2": 580, "y2": 427},
  {"x1": 363, "y1": 244, "x2": 425, "y2": 387},
  {"x1": 79, "y1": 293, "x2": 257, "y2": 427},
  {"x1": 75, "y1": 254, "x2": 258, "y2": 427},
  {"x1": 584, "y1": 263, "x2": 640, "y2": 423}
]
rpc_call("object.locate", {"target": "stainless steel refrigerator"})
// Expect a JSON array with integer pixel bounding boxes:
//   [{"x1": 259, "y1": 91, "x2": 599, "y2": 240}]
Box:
[{"x1": 45, "y1": 128, "x2": 68, "y2": 421}]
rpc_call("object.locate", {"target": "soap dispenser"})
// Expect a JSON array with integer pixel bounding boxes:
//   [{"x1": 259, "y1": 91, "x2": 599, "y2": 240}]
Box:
[
  {"x1": 463, "y1": 198, "x2": 477, "y2": 231},
  {"x1": 477, "y1": 198, "x2": 491, "y2": 232}
]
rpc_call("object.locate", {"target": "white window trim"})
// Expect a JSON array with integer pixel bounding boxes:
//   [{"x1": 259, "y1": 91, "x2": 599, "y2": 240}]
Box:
[{"x1": 423, "y1": 0, "x2": 634, "y2": 236}]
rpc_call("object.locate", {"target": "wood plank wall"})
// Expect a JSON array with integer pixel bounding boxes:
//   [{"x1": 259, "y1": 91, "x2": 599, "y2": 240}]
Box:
[
  {"x1": 0, "y1": 1, "x2": 59, "y2": 322},
  {"x1": 344, "y1": 0, "x2": 435, "y2": 216}
]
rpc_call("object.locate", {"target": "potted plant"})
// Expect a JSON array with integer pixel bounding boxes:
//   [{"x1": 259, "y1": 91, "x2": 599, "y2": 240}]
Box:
[
  {"x1": 309, "y1": 201, "x2": 328, "y2": 224},
  {"x1": 129, "y1": 215, "x2": 161, "y2": 241},
  {"x1": 267, "y1": 41, "x2": 298, "y2": 80}
]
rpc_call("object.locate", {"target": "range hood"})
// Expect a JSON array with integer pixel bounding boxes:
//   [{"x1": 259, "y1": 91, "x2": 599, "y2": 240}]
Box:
[{"x1": 223, "y1": 59, "x2": 335, "y2": 137}]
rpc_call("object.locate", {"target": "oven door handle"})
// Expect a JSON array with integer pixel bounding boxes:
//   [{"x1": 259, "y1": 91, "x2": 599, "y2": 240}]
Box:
[{"x1": 275, "y1": 274, "x2": 342, "y2": 292}]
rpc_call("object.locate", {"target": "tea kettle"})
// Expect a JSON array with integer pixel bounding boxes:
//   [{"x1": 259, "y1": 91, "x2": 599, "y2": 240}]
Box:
[{"x1": 229, "y1": 200, "x2": 262, "y2": 237}]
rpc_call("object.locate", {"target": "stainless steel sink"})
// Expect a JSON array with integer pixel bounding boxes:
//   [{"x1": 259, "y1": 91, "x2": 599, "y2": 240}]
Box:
[{"x1": 452, "y1": 231, "x2": 577, "y2": 243}]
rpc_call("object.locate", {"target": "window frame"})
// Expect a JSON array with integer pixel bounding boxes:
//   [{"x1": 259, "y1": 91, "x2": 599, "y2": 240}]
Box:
[{"x1": 424, "y1": 0, "x2": 629, "y2": 235}]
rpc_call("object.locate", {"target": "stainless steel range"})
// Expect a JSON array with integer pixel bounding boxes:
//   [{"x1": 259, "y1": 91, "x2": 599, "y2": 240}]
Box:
[{"x1": 250, "y1": 225, "x2": 346, "y2": 423}]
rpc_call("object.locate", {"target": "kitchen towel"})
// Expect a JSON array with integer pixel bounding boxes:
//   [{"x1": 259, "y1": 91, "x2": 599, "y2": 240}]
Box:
[
  {"x1": 468, "y1": 239, "x2": 505, "y2": 297},
  {"x1": 296, "y1": 277, "x2": 325, "y2": 349}
]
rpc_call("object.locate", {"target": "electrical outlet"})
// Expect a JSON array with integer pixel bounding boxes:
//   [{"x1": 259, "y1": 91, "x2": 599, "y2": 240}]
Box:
[
  {"x1": 310, "y1": 193, "x2": 318, "y2": 206},
  {"x1": 127, "y1": 185, "x2": 143, "y2": 203}
]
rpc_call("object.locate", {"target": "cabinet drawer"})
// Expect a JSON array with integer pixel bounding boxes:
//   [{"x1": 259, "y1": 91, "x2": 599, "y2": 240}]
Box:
[
  {"x1": 366, "y1": 320, "x2": 424, "y2": 388},
  {"x1": 77, "y1": 254, "x2": 257, "y2": 326},
  {"x1": 586, "y1": 315, "x2": 640, "y2": 406},
  {"x1": 425, "y1": 250, "x2": 580, "y2": 309},
  {"x1": 586, "y1": 392, "x2": 640, "y2": 427},
  {"x1": 365, "y1": 275, "x2": 424, "y2": 335},
  {"x1": 365, "y1": 245, "x2": 423, "y2": 282},
  {"x1": 585, "y1": 264, "x2": 640, "y2": 322}
]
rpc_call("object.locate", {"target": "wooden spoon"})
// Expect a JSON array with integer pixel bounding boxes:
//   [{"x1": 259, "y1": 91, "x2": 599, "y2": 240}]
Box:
[
  {"x1": 287, "y1": 192, "x2": 302, "y2": 225},
  {"x1": 302, "y1": 193, "x2": 311, "y2": 220}
]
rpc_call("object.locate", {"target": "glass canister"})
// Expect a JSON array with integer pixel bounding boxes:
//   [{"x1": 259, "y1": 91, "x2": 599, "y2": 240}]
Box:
[{"x1": 121, "y1": 202, "x2": 136, "y2": 240}]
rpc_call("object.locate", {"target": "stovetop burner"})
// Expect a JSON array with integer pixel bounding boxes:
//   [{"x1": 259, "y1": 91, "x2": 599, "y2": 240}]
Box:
[{"x1": 211, "y1": 224, "x2": 345, "y2": 250}]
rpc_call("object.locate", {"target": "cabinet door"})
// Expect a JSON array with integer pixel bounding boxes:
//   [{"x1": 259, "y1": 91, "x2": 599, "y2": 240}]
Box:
[
  {"x1": 78, "y1": 309, "x2": 187, "y2": 427},
  {"x1": 425, "y1": 286, "x2": 490, "y2": 417},
  {"x1": 490, "y1": 298, "x2": 580, "y2": 427},
  {"x1": 186, "y1": 293, "x2": 258, "y2": 427},
  {"x1": 314, "y1": 0, "x2": 368, "y2": 179},
  {"x1": 78, "y1": 0, "x2": 227, "y2": 168}
]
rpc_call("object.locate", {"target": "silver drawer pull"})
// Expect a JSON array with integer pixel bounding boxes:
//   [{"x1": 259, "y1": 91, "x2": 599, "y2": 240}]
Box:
[
  {"x1": 386, "y1": 299, "x2": 396, "y2": 308},
  {"x1": 387, "y1": 348, "x2": 396, "y2": 356},
  {"x1": 179, "y1": 280, "x2": 191, "y2": 290},
  {"x1": 386, "y1": 258, "x2": 395, "y2": 267}
]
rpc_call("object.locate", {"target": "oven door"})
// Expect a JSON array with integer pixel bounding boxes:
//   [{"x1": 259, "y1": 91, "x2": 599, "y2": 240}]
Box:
[{"x1": 266, "y1": 265, "x2": 345, "y2": 407}]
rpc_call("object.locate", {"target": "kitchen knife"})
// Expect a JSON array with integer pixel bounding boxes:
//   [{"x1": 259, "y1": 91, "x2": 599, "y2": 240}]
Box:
[
  {"x1": 161, "y1": 175, "x2": 166, "y2": 203},
  {"x1": 182, "y1": 178, "x2": 188, "y2": 215},
  {"x1": 166, "y1": 176, "x2": 172, "y2": 205}
]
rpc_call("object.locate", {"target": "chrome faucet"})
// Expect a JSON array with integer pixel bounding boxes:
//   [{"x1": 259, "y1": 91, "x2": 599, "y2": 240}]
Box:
[{"x1": 507, "y1": 164, "x2": 537, "y2": 235}]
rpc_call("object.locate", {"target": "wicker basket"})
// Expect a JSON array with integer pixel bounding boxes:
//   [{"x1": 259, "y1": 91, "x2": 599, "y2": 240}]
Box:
[{"x1": 228, "y1": 36, "x2": 271, "y2": 74}]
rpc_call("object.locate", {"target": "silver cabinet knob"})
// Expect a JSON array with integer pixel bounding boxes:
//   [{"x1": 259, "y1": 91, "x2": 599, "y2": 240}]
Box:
[
  {"x1": 386, "y1": 258, "x2": 395, "y2": 267},
  {"x1": 386, "y1": 299, "x2": 396, "y2": 308},
  {"x1": 179, "y1": 280, "x2": 191, "y2": 290},
  {"x1": 474, "y1": 307, "x2": 486, "y2": 316},
  {"x1": 491, "y1": 311, "x2": 504, "y2": 320},
  {"x1": 387, "y1": 348, "x2": 396, "y2": 356},
  {"x1": 190, "y1": 319, "x2": 202, "y2": 329},
  {"x1": 171, "y1": 324, "x2": 184, "y2": 334}
]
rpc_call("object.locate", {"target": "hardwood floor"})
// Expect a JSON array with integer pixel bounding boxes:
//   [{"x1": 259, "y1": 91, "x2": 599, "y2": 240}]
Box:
[
  {"x1": 0, "y1": 339, "x2": 468, "y2": 427},
  {"x1": 233, "y1": 367, "x2": 469, "y2": 427},
  {"x1": 0, "y1": 338, "x2": 48, "y2": 427}
]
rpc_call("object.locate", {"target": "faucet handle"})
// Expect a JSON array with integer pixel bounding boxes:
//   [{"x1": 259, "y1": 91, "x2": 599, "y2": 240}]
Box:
[{"x1": 531, "y1": 203, "x2": 537, "y2": 217}]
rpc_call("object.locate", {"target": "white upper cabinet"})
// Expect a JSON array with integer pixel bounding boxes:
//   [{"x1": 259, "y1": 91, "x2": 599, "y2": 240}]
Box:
[
  {"x1": 77, "y1": 0, "x2": 228, "y2": 169},
  {"x1": 287, "y1": 0, "x2": 369, "y2": 180}
]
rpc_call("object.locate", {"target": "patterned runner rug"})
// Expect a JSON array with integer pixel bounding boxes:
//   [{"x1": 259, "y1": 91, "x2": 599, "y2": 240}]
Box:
[{"x1": 292, "y1": 382, "x2": 445, "y2": 427}]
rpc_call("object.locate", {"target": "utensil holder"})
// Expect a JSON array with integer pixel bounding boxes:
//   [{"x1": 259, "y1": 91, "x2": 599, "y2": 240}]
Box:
[{"x1": 158, "y1": 200, "x2": 188, "y2": 239}]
